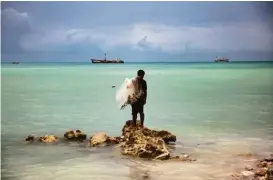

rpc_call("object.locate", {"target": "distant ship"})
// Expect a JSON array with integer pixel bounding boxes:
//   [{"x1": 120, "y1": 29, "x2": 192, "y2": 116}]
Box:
[
  {"x1": 215, "y1": 56, "x2": 229, "y2": 62},
  {"x1": 12, "y1": 61, "x2": 20, "y2": 64},
  {"x1": 91, "y1": 53, "x2": 124, "y2": 64}
]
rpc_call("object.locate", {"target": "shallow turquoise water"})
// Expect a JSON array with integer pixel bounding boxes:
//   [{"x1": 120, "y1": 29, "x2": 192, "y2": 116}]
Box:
[{"x1": 2, "y1": 62, "x2": 273, "y2": 180}]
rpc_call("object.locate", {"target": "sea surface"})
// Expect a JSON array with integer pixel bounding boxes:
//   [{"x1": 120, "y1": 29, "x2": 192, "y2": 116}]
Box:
[{"x1": 1, "y1": 62, "x2": 273, "y2": 180}]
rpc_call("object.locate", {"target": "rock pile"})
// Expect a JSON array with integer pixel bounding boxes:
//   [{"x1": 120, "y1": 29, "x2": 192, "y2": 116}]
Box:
[{"x1": 24, "y1": 120, "x2": 194, "y2": 161}]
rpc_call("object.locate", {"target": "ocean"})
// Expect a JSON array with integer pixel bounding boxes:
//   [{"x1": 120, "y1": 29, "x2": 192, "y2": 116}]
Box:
[{"x1": 1, "y1": 62, "x2": 273, "y2": 180}]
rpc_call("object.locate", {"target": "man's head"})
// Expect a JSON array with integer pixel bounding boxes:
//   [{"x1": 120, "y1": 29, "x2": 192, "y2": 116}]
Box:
[{"x1": 137, "y1": 69, "x2": 145, "y2": 79}]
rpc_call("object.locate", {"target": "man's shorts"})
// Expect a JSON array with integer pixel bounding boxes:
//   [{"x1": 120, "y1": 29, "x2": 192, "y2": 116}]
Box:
[{"x1": 131, "y1": 101, "x2": 144, "y2": 115}]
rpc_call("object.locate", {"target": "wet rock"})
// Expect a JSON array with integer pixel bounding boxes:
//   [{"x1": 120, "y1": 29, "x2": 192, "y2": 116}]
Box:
[
  {"x1": 25, "y1": 135, "x2": 35, "y2": 142},
  {"x1": 254, "y1": 168, "x2": 268, "y2": 176},
  {"x1": 121, "y1": 122, "x2": 171, "y2": 159},
  {"x1": 89, "y1": 132, "x2": 109, "y2": 146},
  {"x1": 151, "y1": 130, "x2": 176, "y2": 143},
  {"x1": 64, "y1": 130, "x2": 87, "y2": 141},
  {"x1": 122, "y1": 135, "x2": 170, "y2": 160},
  {"x1": 106, "y1": 136, "x2": 124, "y2": 144},
  {"x1": 39, "y1": 135, "x2": 58, "y2": 143},
  {"x1": 89, "y1": 132, "x2": 122, "y2": 146},
  {"x1": 122, "y1": 120, "x2": 176, "y2": 143},
  {"x1": 241, "y1": 171, "x2": 255, "y2": 179}
]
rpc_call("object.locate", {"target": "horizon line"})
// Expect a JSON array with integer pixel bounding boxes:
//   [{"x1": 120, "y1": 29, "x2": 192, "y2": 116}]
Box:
[{"x1": 1, "y1": 61, "x2": 273, "y2": 64}]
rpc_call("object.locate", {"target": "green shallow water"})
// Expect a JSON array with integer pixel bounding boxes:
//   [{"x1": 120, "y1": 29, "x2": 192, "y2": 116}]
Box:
[{"x1": 1, "y1": 62, "x2": 273, "y2": 180}]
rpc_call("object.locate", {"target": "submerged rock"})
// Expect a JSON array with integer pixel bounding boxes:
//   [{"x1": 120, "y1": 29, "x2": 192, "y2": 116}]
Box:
[
  {"x1": 25, "y1": 135, "x2": 36, "y2": 142},
  {"x1": 64, "y1": 130, "x2": 87, "y2": 141},
  {"x1": 39, "y1": 135, "x2": 58, "y2": 143},
  {"x1": 231, "y1": 173, "x2": 243, "y2": 180},
  {"x1": 236, "y1": 152, "x2": 253, "y2": 158},
  {"x1": 170, "y1": 153, "x2": 196, "y2": 162}
]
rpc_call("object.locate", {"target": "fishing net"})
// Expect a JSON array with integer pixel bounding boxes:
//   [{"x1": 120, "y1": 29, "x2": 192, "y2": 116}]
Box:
[{"x1": 115, "y1": 77, "x2": 144, "y2": 110}]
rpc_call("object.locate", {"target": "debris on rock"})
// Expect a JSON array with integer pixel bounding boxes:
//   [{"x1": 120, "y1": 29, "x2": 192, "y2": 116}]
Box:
[{"x1": 64, "y1": 129, "x2": 87, "y2": 141}]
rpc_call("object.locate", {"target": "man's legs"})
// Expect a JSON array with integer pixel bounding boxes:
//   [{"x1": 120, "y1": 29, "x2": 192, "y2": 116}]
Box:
[
  {"x1": 139, "y1": 104, "x2": 144, "y2": 128},
  {"x1": 132, "y1": 114, "x2": 137, "y2": 127},
  {"x1": 131, "y1": 103, "x2": 138, "y2": 127},
  {"x1": 131, "y1": 102, "x2": 144, "y2": 128}
]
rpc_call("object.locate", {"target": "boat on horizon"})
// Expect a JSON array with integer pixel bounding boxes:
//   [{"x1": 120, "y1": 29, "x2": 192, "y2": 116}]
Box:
[
  {"x1": 215, "y1": 56, "x2": 229, "y2": 62},
  {"x1": 91, "y1": 53, "x2": 124, "y2": 64}
]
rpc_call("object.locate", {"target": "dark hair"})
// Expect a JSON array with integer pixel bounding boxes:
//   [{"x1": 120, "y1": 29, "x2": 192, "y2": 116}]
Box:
[{"x1": 137, "y1": 69, "x2": 145, "y2": 76}]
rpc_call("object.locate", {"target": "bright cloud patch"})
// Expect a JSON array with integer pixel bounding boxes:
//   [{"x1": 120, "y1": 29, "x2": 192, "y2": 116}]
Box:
[{"x1": 2, "y1": 7, "x2": 29, "y2": 25}]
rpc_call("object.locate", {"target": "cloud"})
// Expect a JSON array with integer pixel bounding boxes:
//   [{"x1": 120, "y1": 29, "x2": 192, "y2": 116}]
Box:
[
  {"x1": 1, "y1": 7, "x2": 29, "y2": 26},
  {"x1": 19, "y1": 22, "x2": 273, "y2": 54},
  {"x1": 2, "y1": 7, "x2": 272, "y2": 54}
]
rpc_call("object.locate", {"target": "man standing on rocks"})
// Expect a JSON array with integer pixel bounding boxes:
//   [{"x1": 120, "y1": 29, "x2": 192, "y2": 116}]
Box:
[{"x1": 131, "y1": 70, "x2": 147, "y2": 128}]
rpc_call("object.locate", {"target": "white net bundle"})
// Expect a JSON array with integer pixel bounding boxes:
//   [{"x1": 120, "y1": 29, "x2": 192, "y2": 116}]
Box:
[{"x1": 115, "y1": 77, "x2": 144, "y2": 110}]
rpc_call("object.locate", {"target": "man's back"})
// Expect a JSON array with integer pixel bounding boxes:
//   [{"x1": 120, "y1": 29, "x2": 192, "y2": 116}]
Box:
[{"x1": 135, "y1": 78, "x2": 147, "y2": 103}]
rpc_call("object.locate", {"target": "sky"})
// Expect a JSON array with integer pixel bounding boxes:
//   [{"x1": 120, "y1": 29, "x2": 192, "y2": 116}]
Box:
[{"x1": 1, "y1": 1, "x2": 273, "y2": 62}]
